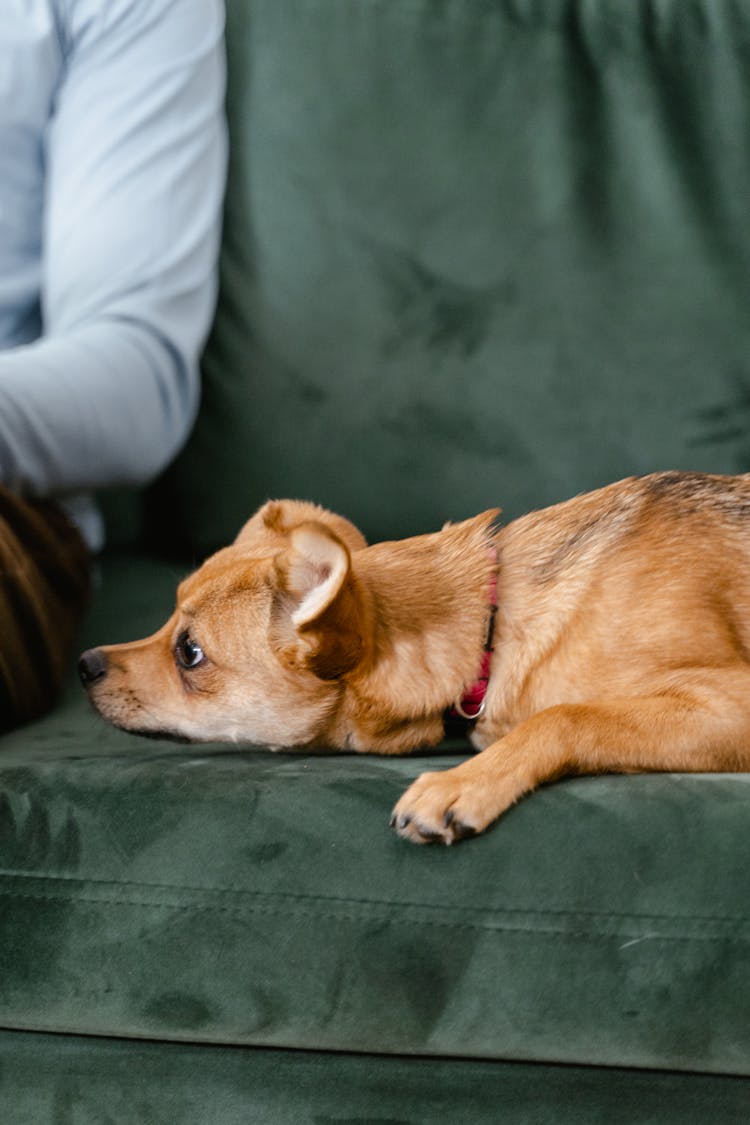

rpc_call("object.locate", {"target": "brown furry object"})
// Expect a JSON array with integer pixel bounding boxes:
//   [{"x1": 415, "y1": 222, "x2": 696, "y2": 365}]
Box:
[
  {"x1": 81, "y1": 473, "x2": 750, "y2": 843},
  {"x1": 0, "y1": 484, "x2": 90, "y2": 731}
]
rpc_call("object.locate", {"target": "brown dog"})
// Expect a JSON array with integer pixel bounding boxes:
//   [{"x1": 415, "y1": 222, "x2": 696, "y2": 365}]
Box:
[{"x1": 80, "y1": 473, "x2": 750, "y2": 844}]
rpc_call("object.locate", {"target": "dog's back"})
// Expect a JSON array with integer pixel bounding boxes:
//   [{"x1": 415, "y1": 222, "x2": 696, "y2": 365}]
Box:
[{"x1": 486, "y1": 472, "x2": 750, "y2": 741}]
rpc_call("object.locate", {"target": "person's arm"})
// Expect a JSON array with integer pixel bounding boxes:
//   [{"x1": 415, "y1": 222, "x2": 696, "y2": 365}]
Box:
[{"x1": 0, "y1": 0, "x2": 226, "y2": 498}]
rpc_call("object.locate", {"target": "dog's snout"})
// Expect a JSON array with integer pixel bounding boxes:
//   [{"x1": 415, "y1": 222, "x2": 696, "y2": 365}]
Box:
[{"x1": 78, "y1": 648, "x2": 109, "y2": 687}]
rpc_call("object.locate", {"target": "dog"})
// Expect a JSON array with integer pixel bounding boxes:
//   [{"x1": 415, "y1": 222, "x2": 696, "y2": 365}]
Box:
[{"x1": 79, "y1": 472, "x2": 750, "y2": 844}]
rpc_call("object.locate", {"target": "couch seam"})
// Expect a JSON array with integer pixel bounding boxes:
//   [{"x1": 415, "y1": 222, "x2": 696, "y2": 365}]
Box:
[
  {"x1": 1, "y1": 886, "x2": 749, "y2": 944},
  {"x1": 0, "y1": 869, "x2": 746, "y2": 928}
]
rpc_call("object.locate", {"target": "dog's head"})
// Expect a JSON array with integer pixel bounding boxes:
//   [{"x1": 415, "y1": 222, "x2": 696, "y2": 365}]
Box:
[{"x1": 79, "y1": 500, "x2": 371, "y2": 746}]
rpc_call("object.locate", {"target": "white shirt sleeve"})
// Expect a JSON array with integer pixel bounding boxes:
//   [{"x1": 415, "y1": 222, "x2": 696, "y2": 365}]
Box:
[{"x1": 0, "y1": 0, "x2": 227, "y2": 498}]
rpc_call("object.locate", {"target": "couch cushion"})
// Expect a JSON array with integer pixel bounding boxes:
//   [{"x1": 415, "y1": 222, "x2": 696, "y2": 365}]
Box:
[
  {"x1": 1, "y1": 553, "x2": 749, "y2": 1075},
  {"x1": 2, "y1": 1028, "x2": 750, "y2": 1125},
  {"x1": 168, "y1": 0, "x2": 750, "y2": 552}
]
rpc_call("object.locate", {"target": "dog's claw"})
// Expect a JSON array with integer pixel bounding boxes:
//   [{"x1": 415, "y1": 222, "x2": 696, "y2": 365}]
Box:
[
  {"x1": 389, "y1": 808, "x2": 445, "y2": 845},
  {"x1": 419, "y1": 826, "x2": 449, "y2": 844},
  {"x1": 453, "y1": 820, "x2": 478, "y2": 840},
  {"x1": 444, "y1": 808, "x2": 477, "y2": 839},
  {"x1": 389, "y1": 809, "x2": 452, "y2": 845}
]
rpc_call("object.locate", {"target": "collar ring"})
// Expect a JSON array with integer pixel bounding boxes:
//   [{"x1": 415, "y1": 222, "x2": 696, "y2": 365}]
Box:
[{"x1": 451, "y1": 697, "x2": 486, "y2": 722}]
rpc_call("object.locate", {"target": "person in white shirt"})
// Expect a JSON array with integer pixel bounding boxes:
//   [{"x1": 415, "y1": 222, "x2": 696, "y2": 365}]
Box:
[{"x1": 0, "y1": 1, "x2": 227, "y2": 730}]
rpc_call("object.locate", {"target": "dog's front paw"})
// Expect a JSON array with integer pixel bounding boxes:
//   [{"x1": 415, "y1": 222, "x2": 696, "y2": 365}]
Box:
[{"x1": 389, "y1": 764, "x2": 505, "y2": 845}]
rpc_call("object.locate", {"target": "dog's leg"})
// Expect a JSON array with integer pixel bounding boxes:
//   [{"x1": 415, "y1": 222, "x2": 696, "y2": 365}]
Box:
[{"x1": 390, "y1": 667, "x2": 750, "y2": 844}]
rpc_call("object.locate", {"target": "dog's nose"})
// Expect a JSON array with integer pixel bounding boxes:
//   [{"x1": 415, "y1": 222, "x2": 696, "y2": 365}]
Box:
[{"x1": 78, "y1": 648, "x2": 109, "y2": 687}]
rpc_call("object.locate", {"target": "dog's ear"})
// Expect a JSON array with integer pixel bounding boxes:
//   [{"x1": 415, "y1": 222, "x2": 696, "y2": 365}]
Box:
[
  {"x1": 236, "y1": 500, "x2": 367, "y2": 554},
  {"x1": 234, "y1": 500, "x2": 290, "y2": 549},
  {"x1": 271, "y1": 522, "x2": 365, "y2": 679}
]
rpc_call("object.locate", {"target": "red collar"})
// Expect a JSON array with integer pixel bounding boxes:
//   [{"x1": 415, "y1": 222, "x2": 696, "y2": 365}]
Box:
[{"x1": 445, "y1": 556, "x2": 498, "y2": 728}]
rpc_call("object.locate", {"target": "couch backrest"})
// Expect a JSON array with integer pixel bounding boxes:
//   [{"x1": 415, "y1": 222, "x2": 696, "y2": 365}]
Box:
[{"x1": 164, "y1": 0, "x2": 750, "y2": 553}]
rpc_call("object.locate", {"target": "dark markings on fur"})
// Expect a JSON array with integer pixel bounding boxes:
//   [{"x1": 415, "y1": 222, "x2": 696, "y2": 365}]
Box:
[
  {"x1": 641, "y1": 471, "x2": 750, "y2": 520},
  {"x1": 532, "y1": 472, "x2": 750, "y2": 584},
  {"x1": 532, "y1": 502, "x2": 630, "y2": 583}
]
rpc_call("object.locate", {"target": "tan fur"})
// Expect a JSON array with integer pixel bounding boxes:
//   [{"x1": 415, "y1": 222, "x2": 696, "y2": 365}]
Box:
[{"x1": 81, "y1": 474, "x2": 750, "y2": 844}]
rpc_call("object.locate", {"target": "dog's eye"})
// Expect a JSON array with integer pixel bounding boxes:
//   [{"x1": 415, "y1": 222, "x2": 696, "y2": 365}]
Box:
[{"x1": 175, "y1": 632, "x2": 205, "y2": 670}]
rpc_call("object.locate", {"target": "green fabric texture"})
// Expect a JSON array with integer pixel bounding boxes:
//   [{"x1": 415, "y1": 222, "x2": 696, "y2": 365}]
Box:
[
  {"x1": 4, "y1": 0, "x2": 750, "y2": 1109},
  {"x1": 2, "y1": 1031, "x2": 750, "y2": 1125},
  {"x1": 1, "y1": 557, "x2": 749, "y2": 1076},
  {"x1": 169, "y1": 0, "x2": 750, "y2": 552}
]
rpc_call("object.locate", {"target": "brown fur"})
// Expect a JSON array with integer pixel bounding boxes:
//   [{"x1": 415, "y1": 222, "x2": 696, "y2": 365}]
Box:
[{"x1": 81, "y1": 473, "x2": 750, "y2": 844}]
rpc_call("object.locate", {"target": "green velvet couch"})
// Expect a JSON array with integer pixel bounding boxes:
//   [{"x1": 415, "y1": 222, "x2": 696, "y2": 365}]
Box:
[{"x1": 3, "y1": 1, "x2": 750, "y2": 1120}]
